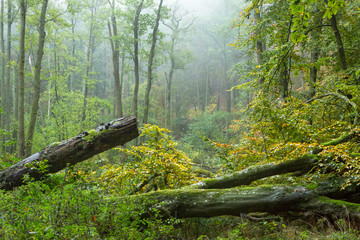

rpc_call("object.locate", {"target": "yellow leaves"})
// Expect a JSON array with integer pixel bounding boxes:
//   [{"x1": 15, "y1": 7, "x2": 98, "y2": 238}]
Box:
[{"x1": 100, "y1": 124, "x2": 197, "y2": 193}]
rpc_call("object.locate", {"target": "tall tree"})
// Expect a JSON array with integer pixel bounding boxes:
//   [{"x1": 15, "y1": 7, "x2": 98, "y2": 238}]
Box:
[
  {"x1": 17, "y1": 0, "x2": 26, "y2": 158},
  {"x1": 82, "y1": 0, "x2": 99, "y2": 125},
  {"x1": 163, "y1": 7, "x2": 194, "y2": 129},
  {"x1": 0, "y1": 0, "x2": 5, "y2": 152},
  {"x1": 143, "y1": 0, "x2": 163, "y2": 124},
  {"x1": 132, "y1": 0, "x2": 144, "y2": 121},
  {"x1": 107, "y1": 0, "x2": 123, "y2": 118},
  {"x1": 329, "y1": 14, "x2": 347, "y2": 70},
  {"x1": 254, "y1": 5, "x2": 264, "y2": 87},
  {"x1": 25, "y1": 0, "x2": 49, "y2": 156},
  {"x1": 4, "y1": 0, "x2": 12, "y2": 152},
  {"x1": 309, "y1": 9, "x2": 322, "y2": 99}
]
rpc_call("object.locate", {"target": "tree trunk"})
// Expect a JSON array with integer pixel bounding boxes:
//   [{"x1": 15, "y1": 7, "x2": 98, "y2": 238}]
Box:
[
  {"x1": 11, "y1": 64, "x2": 18, "y2": 154},
  {"x1": 189, "y1": 154, "x2": 318, "y2": 190},
  {"x1": 0, "y1": 116, "x2": 139, "y2": 190},
  {"x1": 107, "y1": 1, "x2": 122, "y2": 118},
  {"x1": 143, "y1": 0, "x2": 163, "y2": 124},
  {"x1": 69, "y1": 18, "x2": 76, "y2": 91},
  {"x1": 119, "y1": 51, "x2": 125, "y2": 117},
  {"x1": 190, "y1": 130, "x2": 359, "y2": 190},
  {"x1": 17, "y1": 0, "x2": 26, "y2": 158},
  {"x1": 25, "y1": 0, "x2": 49, "y2": 157},
  {"x1": 224, "y1": 45, "x2": 231, "y2": 113},
  {"x1": 254, "y1": 8, "x2": 264, "y2": 87},
  {"x1": 309, "y1": 49, "x2": 319, "y2": 98},
  {"x1": 82, "y1": 1, "x2": 97, "y2": 125},
  {"x1": 127, "y1": 131, "x2": 360, "y2": 219},
  {"x1": 4, "y1": 0, "x2": 12, "y2": 153},
  {"x1": 330, "y1": 14, "x2": 347, "y2": 70},
  {"x1": 165, "y1": 39, "x2": 175, "y2": 129},
  {"x1": 0, "y1": 0, "x2": 5, "y2": 152},
  {"x1": 130, "y1": 183, "x2": 360, "y2": 219},
  {"x1": 132, "y1": 0, "x2": 144, "y2": 122},
  {"x1": 280, "y1": 63, "x2": 289, "y2": 100}
]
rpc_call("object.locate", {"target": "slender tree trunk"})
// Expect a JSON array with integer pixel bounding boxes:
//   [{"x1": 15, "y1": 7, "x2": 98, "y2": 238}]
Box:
[
  {"x1": 69, "y1": 18, "x2": 76, "y2": 91},
  {"x1": 11, "y1": 65, "x2": 18, "y2": 154},
  {"x1": 119, "y1": 51, "x2": 125, "y2": 117},
  {"x1": 107, "y1": 1, "x2": 122, "y2": 118},
  {"x1": 254, "y1": 8, "x2": 264, "y2": 87},
  {"x1": 330, "y1": 14, "x2": 347, "y2": 70},
  {"x1": 280, "y1": 63, "x2": 289, "y2": 100},
  {"x1": 0, "y1": 0, "x2": 5, "y2": 152},
  {"x1": 309, "y1": 50, "x2": 319, "y2": 98},
  {"x1": 82, "y1": 1, "x2": 97, "y2": 125},
  {"x1": 25, "y1": 0, "x2": 49, "y2": 156},
  {"x1": 132, "y1": 0, "x2": 144, "y2": 122},
  {"x1": 205, "y1": 55, "x2": 211, "y2": 107},
  {"x1": 224, "y1": 46, "x2": 231, "y2": 112},
  {"x1": 309, "y1": 11, "x2": 322, "y2": 99},
  {"x1": 107, "y1": 20, "x2": 120, "y2": 118},
  {"x1": 163, "y1": 13, "x2": 193, "y2": 127},
  {"x1": 5, "y1": 0, "x2": 12, "y2": 152},
  {"x1": 143, "y1": 0, "x2": 163, "y2": 124},
  {"x1": 17, "y1": 0, "x2": 26, "y2": 158},
  {"x1": 165, "y1": 38, "x2": 176, "y2": 129},
  {"x1": 196, "y1": 65, "x2": 202, "y2": 111}
]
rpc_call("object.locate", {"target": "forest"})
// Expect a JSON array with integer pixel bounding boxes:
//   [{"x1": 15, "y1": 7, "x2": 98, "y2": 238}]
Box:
[{"x1": 0, "y1": 0, "x2": 360, "y2": 239}]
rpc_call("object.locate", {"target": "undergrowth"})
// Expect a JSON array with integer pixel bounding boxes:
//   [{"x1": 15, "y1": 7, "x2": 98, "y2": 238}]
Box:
[{"x1": 0, "y1": 174, "x2": 359, "y2": 240}]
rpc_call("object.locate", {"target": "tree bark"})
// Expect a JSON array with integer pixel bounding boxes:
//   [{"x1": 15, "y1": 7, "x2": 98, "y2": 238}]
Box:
[
  {"x1": 82, "y1": 0, "x2": 97, "y2": 126},
  {"x1": 130, "y1": 183, "x2": 360, "y2": 219},
  {"x1": 0, "y1": 0, "x2": 5, "y2": 152},
  {"x1": 189, "y1": 154, "x2": 318, "y2": 190},
  {"x1": 25, "y1": 0, "x2": 49, "y2": 156},
  {"x1": 143, "y1": 0, "x2": 163, "y2": 124},
  {"x1": 330, "y1": 14, "x2": 347, "y2": 70},
  {"x1": 190, "y1": 130, "x2": 359, "y2": 190},
  {"x1": 17, "y1": 0, "x2": 26, "y2": 158},
  {"x1": 132, "y1": 0, "x2": 144, "y2": 122},
  {"x1": 162, "y1": 12, "x2": 194, "y2": 128},
  {"x1": 107, "y1": 0, "x2": 122, "y2": 118},
  {"x1": 0, "y1": 116, "x2": 139, "y2": 190},
  {"x1": 254, "y1": 7, "x2": 265, "y2": 87},
  {"x1": 309, "y1": 49, "x2": 319, "y2": 98},
  {"x1": 4, "y1": 0, "x2": 12, "y2": 153}
]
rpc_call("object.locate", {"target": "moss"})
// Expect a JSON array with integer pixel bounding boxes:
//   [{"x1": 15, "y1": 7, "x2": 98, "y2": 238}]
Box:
[
  {"x1": 192, "y1": 167, "x2": 214, "y2": 178},
  {"x1": 306, "y1": 183, "x2": 318, "y2": 190},
  {"x1": 350, "y1": 153, "x2": 360, "y2": 158},
  {"x1": 51, "y1": 142, "x2": 61, "y2": 147},
  {"x1": 83, "y1": 129, "x2": 101, "y2": 142},
  {"x1": 319, "y1": 196, "x2": 360, "y2": 211},
  {"x1": 322, "y1": 132, "x2": 352, "y2": 147}
]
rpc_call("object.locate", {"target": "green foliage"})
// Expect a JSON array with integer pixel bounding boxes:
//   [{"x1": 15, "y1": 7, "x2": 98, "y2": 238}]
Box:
[
  {"x1": 100, "y1": 124, "x2": 197, "y2": 193},
  {"x1": 180, "y1": 216, "x2": 360, "y2": 239},
  {"x1": 0, "y1": 178, "x2": 178, "y2": 239},
  {"x1": 25, "y1": 159, "x2": 49, "y2": 174},
  {"x1": 184, "y1": 109, "x2": 232, "y2": 152},
  {"x1": 0, "y1": 155, "x2": 19, "y2": 171}
]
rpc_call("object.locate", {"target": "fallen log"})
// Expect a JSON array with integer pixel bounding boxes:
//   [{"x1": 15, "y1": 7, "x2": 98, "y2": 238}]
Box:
[
  {"x1": 0, "y1": 116, "x2": 139, "y2": 190},
  {"x1": 128, "y1": 182, "x2": 360, "y2": 219},
  {"x1": 190, "y1": 131, "x2": 360, "y2": 190},
  {"x1": 189, "y1": 154, "x2": 318, "y2": 189}
]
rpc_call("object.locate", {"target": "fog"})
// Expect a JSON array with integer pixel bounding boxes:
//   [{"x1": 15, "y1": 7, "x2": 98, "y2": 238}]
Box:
[{"x1": 172, "y1": 0, "x2": 217, "y2": 16}]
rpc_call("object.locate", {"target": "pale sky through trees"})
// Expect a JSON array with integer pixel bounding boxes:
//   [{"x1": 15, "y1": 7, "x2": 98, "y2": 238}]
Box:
[{"x1": 171, "y1": 0, "x2": 216, "y2": 17}]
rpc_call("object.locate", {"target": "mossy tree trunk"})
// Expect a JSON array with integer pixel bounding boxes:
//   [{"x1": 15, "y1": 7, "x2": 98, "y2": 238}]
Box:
[
  {"x1": 129, "y1": 183, "x2": 360, "y2": 219},
  {"x1": 0, "y1": 116, "x2": 139, "y2": 190}
]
